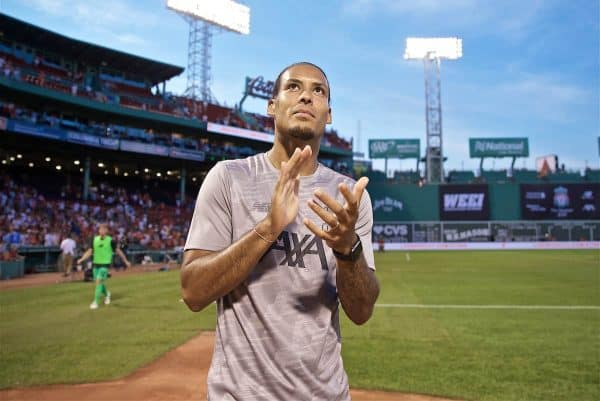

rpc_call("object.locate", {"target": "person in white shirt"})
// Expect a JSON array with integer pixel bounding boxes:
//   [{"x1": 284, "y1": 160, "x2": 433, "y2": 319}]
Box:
[{"x1": 60, "y1": 233, "x2": 77, "y2": 277}]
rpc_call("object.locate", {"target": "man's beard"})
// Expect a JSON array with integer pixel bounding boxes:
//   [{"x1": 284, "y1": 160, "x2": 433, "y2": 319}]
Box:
[{"x1": 287, "y1": 126, "x2": 317, "y2": 141}]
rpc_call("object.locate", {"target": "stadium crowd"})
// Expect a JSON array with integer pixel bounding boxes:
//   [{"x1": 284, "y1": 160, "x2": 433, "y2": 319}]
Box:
[
  {"x1": 0, "y1": 99, "x2": 259, "y2": 159},
  {"x1": 0, "y1": 173, "x2": 193, "y2": 262},
  {"x1": 0, "y1": 51, "x2": 352, "y2": 151}
]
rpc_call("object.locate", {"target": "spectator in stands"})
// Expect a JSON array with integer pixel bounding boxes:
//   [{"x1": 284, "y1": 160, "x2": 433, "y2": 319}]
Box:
[
  {"x1": 3, "y1": 225, "x2": 21, "y2": 247},
  {"x1": 1, "y1": 244, "x2": 20, "y2": 261},
  {"x1": 181, "y1": 62, "x2": 378, "y2": 400},
  {"x1": 77, "y1": 223, "x2": 131, "y2": 310}
]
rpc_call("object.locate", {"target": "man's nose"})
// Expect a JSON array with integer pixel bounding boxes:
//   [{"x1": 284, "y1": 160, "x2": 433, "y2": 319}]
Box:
[{"x1": 298, "y1": 89, "x2": 312, "y2": 104}]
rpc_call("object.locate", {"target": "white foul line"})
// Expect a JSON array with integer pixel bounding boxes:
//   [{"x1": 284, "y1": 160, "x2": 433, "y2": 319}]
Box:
[{"x1": 375, "y1": 304, "x2": 600, "y2": 310}]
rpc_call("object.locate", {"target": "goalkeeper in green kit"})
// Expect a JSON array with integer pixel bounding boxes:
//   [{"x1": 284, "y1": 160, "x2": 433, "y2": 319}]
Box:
[{"x1": 77, "y1": 223, "x2": 131, "y2": 309}]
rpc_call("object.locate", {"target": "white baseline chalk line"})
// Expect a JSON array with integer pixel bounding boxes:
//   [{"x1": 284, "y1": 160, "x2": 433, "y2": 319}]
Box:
[{"x1": 375, "y1": 304, "x2": 600, "y2": 310}]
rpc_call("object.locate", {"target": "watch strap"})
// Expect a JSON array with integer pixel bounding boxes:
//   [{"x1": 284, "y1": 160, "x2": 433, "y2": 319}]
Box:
[{"x1": 332, "y1": 235, "x2": 363, "y2": 262}]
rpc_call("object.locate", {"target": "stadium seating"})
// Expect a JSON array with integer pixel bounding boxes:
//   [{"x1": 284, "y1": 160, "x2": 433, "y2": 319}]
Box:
[
  {"x1": 585, "y1": 169, "x2": 600, "y2": 182},
  {"x1": 447, "y1": 170, "x2": 475, "y2": 183},
  {"x1": 393, "y1": 171, "x2": 420, "y2": 184},
  {"x1": 544, "y1": 171, "x2": 584, "y2": 183},
  {"x1": 481, "y1": 170, "x2": 509, "y2": 183},
  {"x1": 1, "y1": 47, "x2": 351, "y2": 152},
  {"x1": 0, "y1": 172, "x2": 192, "y2": 257},
  {"x1": 512, "y1": 169, "x2": 539, "y2": 183}
]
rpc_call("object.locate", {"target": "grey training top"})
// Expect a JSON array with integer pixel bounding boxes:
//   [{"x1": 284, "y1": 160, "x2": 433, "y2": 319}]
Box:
[{"x1": 185, "y1": 152, "x2": 375, "y2": 401}]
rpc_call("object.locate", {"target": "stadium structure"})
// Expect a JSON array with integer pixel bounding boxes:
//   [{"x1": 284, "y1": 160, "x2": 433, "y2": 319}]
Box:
[{"x1": 0, "y1": 13, "x2": 598, "y2": 278}]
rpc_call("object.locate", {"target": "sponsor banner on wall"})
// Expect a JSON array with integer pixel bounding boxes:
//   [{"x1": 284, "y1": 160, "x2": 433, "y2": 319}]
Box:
[
  {"x1": 99, "y1": 137, "x2": 119, "y2": 150},
  {"x1": 469, "y1": 137, "x2": 529, "y2": 158},
  {"x1": 11, "y1": 121, "x2": 64, "y2": 140},
  {"x1": 120, "y1": 140, "x2": 169, "y2": 156},
  {"x1": 379, "y1": 241, "x2": 600, "y2": 251},
  {"x1": 66, "y1": 131, "x2": 100, "y2": 147},
  {"x1": 372, "y1": 196, "x2": 404, "y2": 214},
  {"x1": 439, "y1": 184, "x2": 490, "y2": 221},
  {"x1": 369, "y1": 139, "x2": 420, "y2": 159},
  {"x1": 207, "y1": 122, "x2": 274, "y2": 143},
  {"x1": 442, "y1": 223, "x2": 491, "y2": 242},
  {"x1": 372, "y1": 223, "x2": 411, "y2": 242},
  {"x1": 412, "y1": 223, "x2": 442, "y2": 242},
  {"x1": 520, "y1": 183, "x2": 599, "y2": 220},
  {"x1": 169, "y1": 148, "x2": 206, "y2": 161}
]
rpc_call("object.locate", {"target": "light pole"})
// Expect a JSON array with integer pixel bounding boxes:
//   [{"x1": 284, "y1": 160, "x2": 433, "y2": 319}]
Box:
[
  {"x1": 167, "y1": 0, "x2": 250, "y2": 102},
  {"x1": 404, "y1": 37, "x2": 462, "y2": 183}
]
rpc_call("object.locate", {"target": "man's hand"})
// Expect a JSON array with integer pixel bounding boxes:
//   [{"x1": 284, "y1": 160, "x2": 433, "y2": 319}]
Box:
[
  {"x1": 262, "y1": 146, "x2": 313, "y2": 237},
  {"x1": 303, "y1": 177, "x2": 369, "y2": 255}
]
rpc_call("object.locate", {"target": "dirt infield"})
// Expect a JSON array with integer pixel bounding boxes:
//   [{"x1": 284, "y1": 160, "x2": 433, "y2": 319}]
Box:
[
  {"x1": 1, "y1": 332, "x2": 459, "y2": 401},
  {"x1": 1, "y1": 268, "x2": 460, "y2": 401},
  {"x1": 0, "y1": 263, "x2": 173, "y2": 290}
]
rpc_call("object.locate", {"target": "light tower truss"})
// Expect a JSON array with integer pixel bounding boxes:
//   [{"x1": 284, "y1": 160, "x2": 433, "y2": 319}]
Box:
[
  {"x1": 167, "y1": 0, "x2": 251, "y2": 102},
  {"x1": 404, "y1": 37, "x2": 462, "y2": 183}
]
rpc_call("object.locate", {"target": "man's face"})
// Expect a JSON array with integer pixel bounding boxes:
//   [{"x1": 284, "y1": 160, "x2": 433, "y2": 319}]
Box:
[
  {"x1": 268, "y1": 64, "x2": 332, "y2": 141},
  {"x1": 98, "y1": 225, "x2": 108, "y2": 236}
]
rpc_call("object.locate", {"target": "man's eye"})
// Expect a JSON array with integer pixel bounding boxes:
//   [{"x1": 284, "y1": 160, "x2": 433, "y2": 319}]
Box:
[
  {"x1": 314, "y1": 87, "x2": 325, "y2": 95},
  {"x1": 287, "y1": 83, "x2": 299, "y2": 91}
]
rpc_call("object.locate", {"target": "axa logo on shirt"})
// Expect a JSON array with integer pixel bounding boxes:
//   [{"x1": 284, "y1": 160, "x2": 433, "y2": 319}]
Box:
[
  {"x1": 443, "y1": 193, "x2": 485, "y2": 211},
  {"x1": 269, "y1": 231, "x2": 328, "y2": 270}
]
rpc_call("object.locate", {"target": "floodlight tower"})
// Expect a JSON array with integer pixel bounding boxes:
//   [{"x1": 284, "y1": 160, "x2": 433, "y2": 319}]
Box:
[
  {"x1": 167, "y1": 0, "x2": 250, "y2": 102},
  {"x1": 404, "y1": 37, "x2": 462, "y2": 183}
]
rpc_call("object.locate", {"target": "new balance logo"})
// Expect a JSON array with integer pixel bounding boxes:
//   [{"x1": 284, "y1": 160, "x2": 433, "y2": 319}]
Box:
[{"x1": 269, "y1": 231, "x2": 328, "y2": 270}]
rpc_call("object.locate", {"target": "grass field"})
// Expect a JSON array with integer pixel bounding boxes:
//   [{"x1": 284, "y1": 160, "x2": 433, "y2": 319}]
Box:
[{"x1": 1, "y1": 250, "x2": 598, "y2": 401}]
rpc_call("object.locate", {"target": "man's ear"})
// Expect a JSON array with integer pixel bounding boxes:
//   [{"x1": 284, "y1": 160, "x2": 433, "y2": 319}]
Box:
[
  {"x1": 267, "y1": 98, "x2": 276, "y2": 117},
  {"x1": 327, "y1": 107, "x2": 332, "y2": 124}
]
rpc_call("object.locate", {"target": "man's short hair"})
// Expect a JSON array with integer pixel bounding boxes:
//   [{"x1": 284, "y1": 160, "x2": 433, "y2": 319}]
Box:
[{"x1": 272, "y1": 62, "x2": 331, "y2": 103}]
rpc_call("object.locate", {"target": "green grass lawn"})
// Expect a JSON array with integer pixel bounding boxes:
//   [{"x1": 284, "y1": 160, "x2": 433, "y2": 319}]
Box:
[
  {"x1": 0, "y1": 250, "x2": 598, "y2": 401},
  {"x1": 342, "y1": 250, "x2": 600, "y2": 401},
  {"x1": 0, "y1": 271, "x2": 215, "y2": 387}
]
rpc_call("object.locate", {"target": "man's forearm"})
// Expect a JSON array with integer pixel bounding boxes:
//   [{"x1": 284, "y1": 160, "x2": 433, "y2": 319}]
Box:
[
  {"x1": 116, "y1": 249, "x2": 130, "y2": 265},
  {"x1": 336, "y1": 255, "x2": 380, "y2": 325},
  {"x1": 181, "y1": 219, "x2": 278, "y2": 312},
  {"x1": 77, "y1": 249, "x2": 92, "y2": 264}
]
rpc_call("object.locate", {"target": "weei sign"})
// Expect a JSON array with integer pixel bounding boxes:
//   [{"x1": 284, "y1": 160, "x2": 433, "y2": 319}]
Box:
[
  {"x1": 369, "y1": 139, "x2": 420, "y2": 159},
  {"x1": 439, "y1": 184, "x2": 490, "y2": 220},
  {"x1": 469, "y1": 137, "x2": 529, "y2": 158}
]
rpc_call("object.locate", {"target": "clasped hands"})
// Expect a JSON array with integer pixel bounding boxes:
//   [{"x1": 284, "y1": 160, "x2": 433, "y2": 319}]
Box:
[{"x1": 265, "y1": 145, "x2": 369, "y2": 256}]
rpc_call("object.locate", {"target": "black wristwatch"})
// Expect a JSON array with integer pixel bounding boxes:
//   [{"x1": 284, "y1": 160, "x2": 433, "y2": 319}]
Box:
[{"x1": 332, "y1": 235, "x2": 363, "y2": 262}]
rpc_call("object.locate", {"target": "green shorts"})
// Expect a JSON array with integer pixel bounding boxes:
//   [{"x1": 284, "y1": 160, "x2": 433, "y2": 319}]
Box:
[{"x1": 92, "y1": 265, "x2": 110, "y2": 281}]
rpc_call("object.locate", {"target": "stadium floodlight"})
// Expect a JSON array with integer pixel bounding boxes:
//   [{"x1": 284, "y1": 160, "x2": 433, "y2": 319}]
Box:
[
  {"x1": 404, "y1": 37, "x2": 463, "y2": 183},
  {"x1": 167, "y1": 0, "x2": 251, "y2": 101},
  {"x1": 404, "y1": 37, "x2": 462, "y2": 60},
  {"x1": 167, "y1": 0, "x2": 250, "y2": 35}
]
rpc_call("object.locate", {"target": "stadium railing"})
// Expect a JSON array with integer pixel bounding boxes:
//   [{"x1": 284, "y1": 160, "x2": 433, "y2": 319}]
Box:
[
  {"x1": 13, "y1": 247, "x2": 183, "y2": 274},
  {"x1": 0, "y1": 258, "x2": 25, "y2": 280}
]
